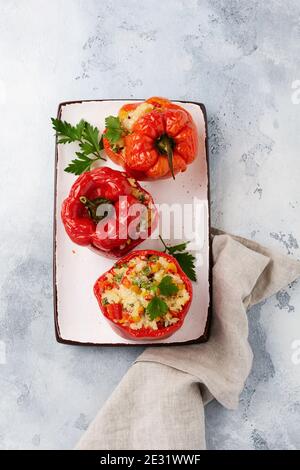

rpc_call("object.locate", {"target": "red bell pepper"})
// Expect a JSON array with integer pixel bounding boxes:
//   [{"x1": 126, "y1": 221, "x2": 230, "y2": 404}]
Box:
[
  {"x1": 94, "y1": 249, "x2": 193, "y2": 340},
  {"x1": 106, "y1": 303, "x2": 123, "y2": 320},
  {"x1": 61, "y1": 167, "x2": 157, "y2": 258},
  {"x1": 103, "y1": 97, "x2": 199, "y2": 180}
]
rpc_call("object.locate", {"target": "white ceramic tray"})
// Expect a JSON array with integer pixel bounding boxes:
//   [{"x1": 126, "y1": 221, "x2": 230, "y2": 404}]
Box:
[{"x1": 54, "y1": 100, "x2": 211, "y2": 345}]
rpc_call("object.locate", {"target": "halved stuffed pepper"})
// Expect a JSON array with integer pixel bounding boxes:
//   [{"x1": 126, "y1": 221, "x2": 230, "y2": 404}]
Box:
[
  {"x1": 94, "y1": 249, "x2": 193, "y2": 340},
  {"x1": 61, "y1": 167, "x2": 157, "y2": 258},
  {"x1": 103, "y1": 97, "x2": 198, "y2": 180}
]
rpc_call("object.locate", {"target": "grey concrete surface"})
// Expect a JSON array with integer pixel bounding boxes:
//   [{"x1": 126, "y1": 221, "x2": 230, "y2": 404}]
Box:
[{"x1": 0, "y1": 0, "x2": 299, "y2": 449}]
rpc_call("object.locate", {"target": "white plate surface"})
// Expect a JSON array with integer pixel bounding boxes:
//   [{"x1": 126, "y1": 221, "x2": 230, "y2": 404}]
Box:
[{"x1": 55, "y1": 100, "x2": 210, "y2": 345}]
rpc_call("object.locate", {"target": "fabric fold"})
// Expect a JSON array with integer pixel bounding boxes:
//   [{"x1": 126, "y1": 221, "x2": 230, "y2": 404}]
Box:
[
  {"x1": 77, "y1": 363, "x2": 206, "y2": 450},
  {"x1": 76, "y1": 232, "x2": 300, "y2": 450}
]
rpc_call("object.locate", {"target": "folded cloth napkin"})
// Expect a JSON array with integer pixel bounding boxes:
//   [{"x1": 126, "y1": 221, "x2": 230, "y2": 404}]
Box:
[{"x1": 76, "y1": 230, "x2": 300, "y2": 450}]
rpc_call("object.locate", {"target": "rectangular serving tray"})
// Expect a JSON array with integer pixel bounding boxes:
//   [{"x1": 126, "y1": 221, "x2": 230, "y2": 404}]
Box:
[{"x1": 53, "y1": 99, "x2": 212, "y2": 346}]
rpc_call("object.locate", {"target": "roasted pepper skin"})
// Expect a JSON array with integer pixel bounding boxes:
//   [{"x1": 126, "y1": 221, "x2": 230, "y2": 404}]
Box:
[
  {"x1": 94, "y1": 249, "x2": 193, "y2": 340},
  {"x1": 103, "y1": 97, "x2": 198, "y2": 180},
  {"x1": 61, "y1": 168, "x2": 157, "y2": 258}
]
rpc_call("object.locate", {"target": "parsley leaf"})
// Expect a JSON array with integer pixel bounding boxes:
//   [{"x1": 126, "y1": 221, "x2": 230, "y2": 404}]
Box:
[
  {"x1": 146, "y1": 296, "x2": 168, "y2": 320},
  {"x1": 158, "y1": 275, "x2": 179, "y2": 296},
  {"x1": 64, "y1": 153, "x2": 96, "y2": 175},
  {"x1": 52, "y1": 118, "x2": 106, "y2": 175},
  {"x1": 83, "y1": 122, "x2": 103, "y2": 153},
  {"x1": 166, "y1": 241, "x2": 188, "y2": 254},
  {"x1": 172, "y1": 252, "x2": 196, "y2": 282},
  {"x1": 51, "y1": 118, "x2": 85, "y2": 143},
  {"x1": 159, "y1": 236, "x2": 197, "y2": 282},
  {"x1": 105, "y1": 116, "x2": 123, "y2": 144}
]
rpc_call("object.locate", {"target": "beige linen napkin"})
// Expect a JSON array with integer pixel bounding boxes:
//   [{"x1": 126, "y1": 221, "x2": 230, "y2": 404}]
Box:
[{"x1": 76, "y1": 230, "x2": 300, "y2": 450}]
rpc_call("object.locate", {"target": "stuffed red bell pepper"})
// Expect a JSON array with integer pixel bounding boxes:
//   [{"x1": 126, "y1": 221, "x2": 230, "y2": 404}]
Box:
[
  {"x1": 61, "y1": 167, "x2": 157, "y2": 258},
  {"x1": 103, "y1": 97, "x2": 198, "y2": 180},
  {"x1": 94, "y1": 249, "x2": 193, "y2": 340}
]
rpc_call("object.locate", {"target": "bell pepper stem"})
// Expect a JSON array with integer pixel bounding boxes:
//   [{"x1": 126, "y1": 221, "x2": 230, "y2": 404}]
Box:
[
  {"x1": 80, "y1": 196, "x2": 112, "y2": 223},
  {"x1": 156, "y1": 134, "x2": 175, "y2": 180}
]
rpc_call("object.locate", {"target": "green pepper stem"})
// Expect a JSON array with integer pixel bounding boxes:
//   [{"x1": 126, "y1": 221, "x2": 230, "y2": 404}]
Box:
[
  {"x1": 79, "y1": 196, "x2": 89, "y2": 206},
  {"x1": 156, "y1": 134, "x2": 175, "y2": 180},
  {"x1": 80, "y1": 196, "x2": 113, "y2": 223},
  {"x1": 159, "y1": 235, "x2": 168, "y2": 252}
]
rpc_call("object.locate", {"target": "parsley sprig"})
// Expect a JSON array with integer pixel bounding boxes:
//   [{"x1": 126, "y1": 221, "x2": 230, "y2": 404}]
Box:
[
  {"x1": 52, "y1": 118, "x2": 106, "y2": 175},
  {"x1": 159, "y1": 236, "x2": 197, "y2": 281}
]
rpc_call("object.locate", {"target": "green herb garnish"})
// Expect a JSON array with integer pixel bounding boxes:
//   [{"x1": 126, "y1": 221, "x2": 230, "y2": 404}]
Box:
[
  {"x1": 104, "y1": 116, "x2": 123, "y2": 144},
  {"x1": 158, "y1": 275, "x2": 179, "y2": 296},
  {"x1": 51, "y1": 118, "x2": 105, "y2": 175},
  {"x1": 159, "y1": 236, "x2": 197, "y2": 281},
  {"x1": 146, "y1": 296, "x2": 168, "y2": 320}
]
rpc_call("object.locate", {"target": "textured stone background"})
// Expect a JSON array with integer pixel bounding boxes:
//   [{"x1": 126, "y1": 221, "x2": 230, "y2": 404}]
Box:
[{"x1": 0, "y1": 0, "x2": 299, "y2": 449}]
